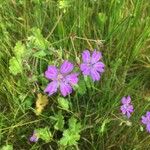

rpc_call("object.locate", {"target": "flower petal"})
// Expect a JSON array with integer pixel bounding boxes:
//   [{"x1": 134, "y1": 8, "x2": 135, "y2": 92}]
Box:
[
  {"x1": 120, "y1": 105, "x2": 126, "y2": 114},
  {"x1": 60, "y1": 82, "x2": 72, "y2": 97},
  {"x1": 44, "y1": 81, "x2": 58, "y2": 95},
  {"x1": 126, "y1": 111, "x2": 131, "y2": 118},
  {"x1": 80, "y1": 63, "x2": 90, "y2": 75},
  {"x1": 30, "y1": 135, "x2": 38, "y2": 142},
  {"x1": 126, "y1": 96, "x2": 131, "y2": 103},
  {"x1": 91, "y1": 50, "x2": 102, "y2": 64},
  {"x1": 66, "y1": 73, "x2": 79, "y2": 85},
  {"x1": 45, "y1": 66, "x2": 58, "y2": 80},
  {"x1": 82, "y1": 50, "x2": 91, "y2": 63},
  {"x1": 121, "y1": 96, "x2": 131, "y2": 104},
  {"x1": 141, "y1": 116, "x2": 148, "y2": 124},
  {"x1": 90, "y1": 69, "x2": 100, "y2": 81},
  {"x1": 94, "y1": 62, "x2": 105, "y2": 73},
  {"x1": 128, "y1": 105, "x2": 134, "y2": 112},
  {"x1": 146, "y1": 124, "x2": 150, "y2": 133},
  {"x1": 146, "y1": 111, "x2": 150, "y2": 117},
  {"x1": 60, "y1": 60, "x2": 74, "y2": 74},
  {"x1": 29, "y1": 131, "x2": 38, "y2": 142}
]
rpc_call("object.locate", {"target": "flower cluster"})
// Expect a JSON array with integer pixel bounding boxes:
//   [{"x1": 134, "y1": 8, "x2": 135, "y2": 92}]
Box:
[
  {"x1": 43, "y1": 49, "x2": 150, "y2": 136},
  {"x1": 120, "y1": 96, "x2": 150, "y2": 134},
  {"x1": 44, "y1": 50, "x2": 105, "y2": 97}
]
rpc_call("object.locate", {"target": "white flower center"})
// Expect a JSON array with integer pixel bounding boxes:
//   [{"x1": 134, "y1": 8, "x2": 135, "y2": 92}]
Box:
[{"x1": 57, "y1": 74, "x2": 63, "y2": 81}]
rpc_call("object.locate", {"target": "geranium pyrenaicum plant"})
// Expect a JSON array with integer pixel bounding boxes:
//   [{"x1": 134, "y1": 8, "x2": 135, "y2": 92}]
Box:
[
  {"x1": 120, "y1": 96, "x2": 134, "y2": 118},
  {"x1": 29, "y1": 131, "x2": 39, "y2": 142},
  {"x1": 141, "y1": 111, "x2": 150, "y2": 133},
  {"x1": 44, "y1": 60, "x2": 79, "y2": 97},
  {"x1": 80, "y1": 50, "x2": 105, "y2": 81}
]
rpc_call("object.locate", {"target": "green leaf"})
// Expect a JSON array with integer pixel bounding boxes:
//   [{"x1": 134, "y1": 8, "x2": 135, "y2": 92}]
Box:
[
  {"x1": 58, "y1": 97, "x2": 69, "y2": 110},
  {"x1": 36, "y1": 127, "x2": 52, "y2": 142},
  {"x1": 33, "y1": 50, "x2": 47, "y2": 58},
  {"x1": 59, "y1": 117, "x2": 82, "y2": 146},
  {"x1": 140, "y1": 126, "x2": 144, "y2": 132},
  {"x1": 58, "y1": 0, "x2": 71, "y2": 9},
  {"x1": 9, "y1": 57, "x2": 22, "y2": 75},
  {"x1": 97, "y1": 13, "x2": 107, "y2": 30},
  {"x1": 31, "y1": 28, "x2": 48, "y2": 50},
  {"x1": 59, "y1": 129, "x2": 80, "y2": 146},
  {"x1": 13, "y1": 41, "x2": 25, "y2": 58},
  {"x1": 84, "y1": 76, "x2": 94, "y2": 89},
  {"x1": 23, "y1": 97, "x2": 33, "y2": 110},
  {"x1": 31, "y1": 0, "x2": 41, "y2": 4},
  {"x1": 98, "y1": 13, "x2": 107, "y2": 24},
  {"x1": 76, "y1": 79, "x2": 86, "y2": 95},
  {"x1": 54, "y1": 111, "x2": 64, "y2": 131},
  {"x1": 68, "y1": 117, "x2": 82, "y2": 134},
  {"x1": 1, "y1": 144, "x2": 13, "y2": 150}
]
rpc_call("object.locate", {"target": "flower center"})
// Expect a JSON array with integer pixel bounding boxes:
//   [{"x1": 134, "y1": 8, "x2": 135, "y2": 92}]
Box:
[
  {"x1": 57, "y1": 74, "x2": 63, "y2": 81},
  {"x1": 124, "y1": 104, "x2": 130, "y2": 110},
  {"x1": 87, "y1": 62, "x2": 93, "y2": 68}
]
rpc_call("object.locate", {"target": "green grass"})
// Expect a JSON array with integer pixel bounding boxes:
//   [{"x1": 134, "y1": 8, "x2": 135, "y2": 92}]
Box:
[{"x1": 0, "y1": 0, "x2": 150, "y2": 149}]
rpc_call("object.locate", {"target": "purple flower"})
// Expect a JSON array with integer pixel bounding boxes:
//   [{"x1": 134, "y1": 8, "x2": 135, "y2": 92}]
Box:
[
  {"x1": 120, "y1": 96, "x2": 134, "y2": 118},
  {"x1": 44, "y1": 60, "x2": 79, "y2": 97},
  {"x1": 80, "y1": 50, "x2": 105, "y2": 81},
  {"x1": 29, "y1": 131, "x2": 39, "y2": 142},
  {"x1": 141, "y1": 112, "x2": 150, "y2": 133}
]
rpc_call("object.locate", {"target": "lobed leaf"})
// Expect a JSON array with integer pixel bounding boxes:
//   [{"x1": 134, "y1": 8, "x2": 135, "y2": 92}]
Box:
[
  {"x1": 58, "y1": 97, "x2": 69, "y2": 110},
  {"x1": 35, "y1": 93, "x2": 48, "y2": 115}
]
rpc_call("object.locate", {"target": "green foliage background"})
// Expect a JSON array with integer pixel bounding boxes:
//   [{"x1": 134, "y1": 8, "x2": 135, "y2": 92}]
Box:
[{"x1": 0, "y1": 0, "x2": 150, "y2": 149}]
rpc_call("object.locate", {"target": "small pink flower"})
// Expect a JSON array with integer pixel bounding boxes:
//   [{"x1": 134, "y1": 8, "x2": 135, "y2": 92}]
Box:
[
  {"x1": 120, "y1": 96, "x2": 134, "y2": 118},
  {"x1": 80, "y1": 50, "x2": 105, "y2": 81},
  {"x1": 44, "y1": 60, "x2": 79, "y2": 97},
  {"x1": 141, "y1": 111, "x2": 150, "y2": 133},
  {"x1": 29, "y1": 131, "x2": 39, "y2": 142}
]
